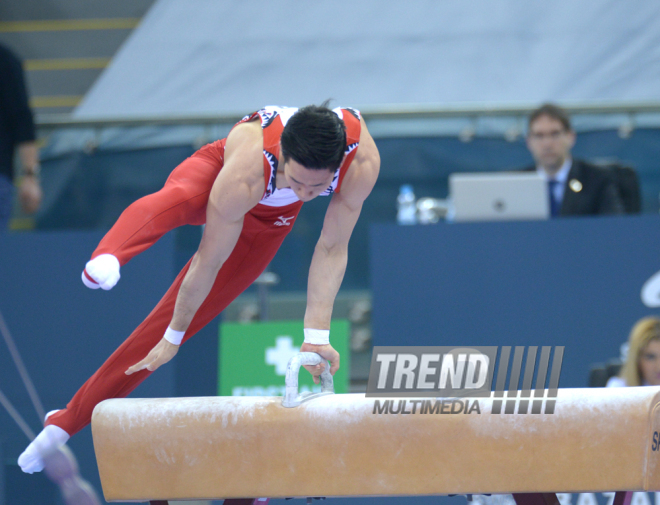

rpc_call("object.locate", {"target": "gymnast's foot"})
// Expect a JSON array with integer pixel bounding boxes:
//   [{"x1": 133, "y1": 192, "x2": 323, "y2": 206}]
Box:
[{"x1": 18, "y1": 410, "x2": 70, "y2": 474}]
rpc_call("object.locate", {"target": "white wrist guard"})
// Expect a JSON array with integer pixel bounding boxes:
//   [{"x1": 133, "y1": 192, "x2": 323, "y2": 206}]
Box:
[
  {"x1": 164, "y1": 326, "x2": 185, "y2": 346},
  {"x1": 304, "y1": 328, "x2": 330, "y2": 345}
]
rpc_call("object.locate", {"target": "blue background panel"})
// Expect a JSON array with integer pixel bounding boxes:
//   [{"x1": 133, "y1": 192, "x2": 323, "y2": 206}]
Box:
[{"x1": 370, "y1": 215, "x2": 660, "y2": 388}]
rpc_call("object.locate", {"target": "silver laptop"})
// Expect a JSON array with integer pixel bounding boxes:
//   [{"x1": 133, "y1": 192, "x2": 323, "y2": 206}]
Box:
[{"x1": 449, "y1": 172, "x2": 549, "y2": 222}]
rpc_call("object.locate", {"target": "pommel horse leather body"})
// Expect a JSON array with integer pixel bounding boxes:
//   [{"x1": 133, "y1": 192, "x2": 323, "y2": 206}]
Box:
[{"x1": 91, "y1": 386, "x2": 660, "y2": 502}]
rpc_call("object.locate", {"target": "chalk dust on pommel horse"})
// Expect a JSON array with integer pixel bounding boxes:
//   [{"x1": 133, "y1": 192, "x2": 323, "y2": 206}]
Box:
[{"x1": 91, "y1": 353, "x2": 660, "y2": 505}]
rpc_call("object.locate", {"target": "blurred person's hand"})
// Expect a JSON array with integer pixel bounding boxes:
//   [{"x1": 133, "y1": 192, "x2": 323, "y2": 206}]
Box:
[
  {"x1": 18, "y1": 143, "x2": 41, "y2": 214},
  {"x1": 19, "y1": 175, "x2": 41, "y2": 214}
]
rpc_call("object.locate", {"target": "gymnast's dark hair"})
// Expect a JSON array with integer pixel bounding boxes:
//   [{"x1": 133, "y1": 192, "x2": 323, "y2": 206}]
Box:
[{"x1": 281, "y1": 100, "x2": 347, "y2": 171}]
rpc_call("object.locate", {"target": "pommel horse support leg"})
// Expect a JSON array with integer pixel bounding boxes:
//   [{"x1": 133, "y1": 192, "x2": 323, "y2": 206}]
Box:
[{"x1": 91, "y1": 355, "x2": 660, "y2": 503}]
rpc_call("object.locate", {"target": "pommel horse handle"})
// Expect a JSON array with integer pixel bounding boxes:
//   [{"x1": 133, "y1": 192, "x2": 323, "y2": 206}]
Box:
[{"x1": 282, "y1": 352, "x2": 334, "y2": 407}]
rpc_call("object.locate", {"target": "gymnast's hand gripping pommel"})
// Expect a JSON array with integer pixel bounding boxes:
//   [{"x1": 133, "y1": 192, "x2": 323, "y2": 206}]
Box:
[{"x1": 283, "y1": 352, "x2": 334, "y2": 408}]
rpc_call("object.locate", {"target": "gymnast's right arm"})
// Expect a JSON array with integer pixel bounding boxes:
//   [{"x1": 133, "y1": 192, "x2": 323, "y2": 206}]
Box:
[{"x1": 125, "y1": 123, "x2": 265, "y2": 375}]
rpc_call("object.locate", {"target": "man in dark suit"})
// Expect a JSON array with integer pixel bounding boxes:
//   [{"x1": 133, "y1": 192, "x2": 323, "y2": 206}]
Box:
[{"x1": 525, "y1": 103, "x2": 624, "y2": 217}]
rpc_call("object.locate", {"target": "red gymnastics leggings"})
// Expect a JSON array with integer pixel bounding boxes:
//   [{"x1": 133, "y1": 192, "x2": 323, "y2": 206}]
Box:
[{"x1": 46, "y1": 153, "x2": 302, "y2": 436}]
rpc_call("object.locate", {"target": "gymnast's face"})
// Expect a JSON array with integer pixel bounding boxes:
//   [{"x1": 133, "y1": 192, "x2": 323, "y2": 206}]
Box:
[
  {"x1": 638, "y1": 339, "x2": 660, "y2": 386},
  {"x1": 283, "y1": 159, "x2": 334, "y2": 202}
]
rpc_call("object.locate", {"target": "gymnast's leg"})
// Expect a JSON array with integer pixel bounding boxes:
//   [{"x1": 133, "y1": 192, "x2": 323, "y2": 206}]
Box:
[
  {"x1": 82, "y1": 155, "x2": 220, "y2": 289},
  {"x1": 18, "y1": 210, "x2": 291, "y2": 474}
]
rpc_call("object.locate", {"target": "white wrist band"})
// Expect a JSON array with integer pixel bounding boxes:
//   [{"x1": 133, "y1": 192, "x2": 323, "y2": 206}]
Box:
[
  {"x1": 164, "y1": 326, "x2": 185, "y2": 346},
  {"x1": 304, "y1": 328, "x2": 330, "y2": 345}
]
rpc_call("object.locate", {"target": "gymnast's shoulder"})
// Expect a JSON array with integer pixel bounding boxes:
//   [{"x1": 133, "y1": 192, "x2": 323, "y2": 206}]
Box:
[{"x1": 339, "y1": 117, "x2": 380, "y2": 202}]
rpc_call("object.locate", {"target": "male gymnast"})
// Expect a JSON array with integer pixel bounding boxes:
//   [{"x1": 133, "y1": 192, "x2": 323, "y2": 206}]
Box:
[{"x1": 19, "y1": 103, "x2": 380, "y2": 473}]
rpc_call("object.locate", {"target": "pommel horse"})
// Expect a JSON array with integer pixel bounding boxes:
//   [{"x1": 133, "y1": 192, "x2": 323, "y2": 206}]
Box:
[{"x1": 91, "y1": 353, "x2": 660, "y2": 505}]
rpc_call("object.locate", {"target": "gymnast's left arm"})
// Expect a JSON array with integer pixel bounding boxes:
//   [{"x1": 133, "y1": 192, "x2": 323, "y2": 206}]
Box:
[{"x1": 302, "y1": 119, "x2": 380, "y2": 383}]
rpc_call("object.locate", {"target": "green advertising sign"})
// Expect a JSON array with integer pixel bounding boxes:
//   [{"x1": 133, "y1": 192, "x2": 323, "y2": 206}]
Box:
[{"x1": 219, "y1": 319, "x2": 349, "y2": 396}]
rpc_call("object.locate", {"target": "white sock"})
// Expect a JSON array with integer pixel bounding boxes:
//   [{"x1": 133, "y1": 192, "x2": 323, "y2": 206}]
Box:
[{"x1": 18, "y1": 424, "x2": 70, "y2": 474}]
